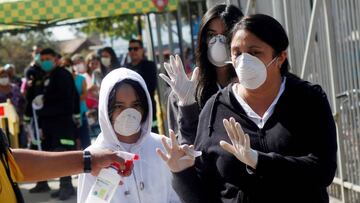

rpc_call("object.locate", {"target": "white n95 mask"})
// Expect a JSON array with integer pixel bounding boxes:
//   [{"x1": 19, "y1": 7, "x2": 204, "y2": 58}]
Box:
[
  {"x1": 101, "y1": 57, "x2": 111, "y2": 68},
  {"x1": 207, "y1": 34, "x2": 230, "y2": 67},
  {"x1": 234, "y1": 53, "x2": 277, "y2": 90},
  {"x1": 113, "y1": 108, "x2": 142, "y2": 136}
]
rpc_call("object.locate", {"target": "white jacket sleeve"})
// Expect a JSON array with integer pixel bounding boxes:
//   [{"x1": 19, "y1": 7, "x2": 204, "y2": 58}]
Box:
[{"x1": 77, "y1": 173, "x2": 96, "y2": 203}]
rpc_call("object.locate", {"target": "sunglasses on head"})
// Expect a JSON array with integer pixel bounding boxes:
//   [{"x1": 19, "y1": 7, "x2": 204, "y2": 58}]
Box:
[{"x1": 128, "y1": 47, "x2": 140, "y2": 52}]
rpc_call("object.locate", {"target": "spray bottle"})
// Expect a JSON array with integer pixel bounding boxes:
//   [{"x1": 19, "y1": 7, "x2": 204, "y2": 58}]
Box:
[{"x1": 85, "y1": 152, "x2": 139, "y2": 203}]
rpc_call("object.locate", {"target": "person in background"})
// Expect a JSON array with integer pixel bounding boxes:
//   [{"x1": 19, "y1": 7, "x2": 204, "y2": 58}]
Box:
[
  {"x1": 99, "y1": 47, "x2": 120, "y2": 77},
  {"x1": 161, "y1": 4, "x2": 243, "y2": 144},
  {"x1": 4, "y1": 64, "x2": 22, "y2": 88},
  {"x1": 61, "y1": 57, "x2": 90, "y2": 150},
  {"x1": 0, "y1": 127, "x2": 128, "y2": 203},
  {"x1": 85, "y1": 52, "x2": 102, "y2": 138},
  {"x1": 85, "y1": 52, "x2": 101, "y2": 108},
  {"x1": 77, "y1": 68, "x2": 180, "y2": 203},
  {"x1": 158, "y1": 14, "x2": 337, "y2": 203},
  {"x1": 35, "y1": 48, "x2": 80, "y2": 200},
  {"x1": 125, "y1": 39, "x2": 158, "y2": 133},
  {"x1": 22, "y1": 46, "x2": 47, "y2": 194},
  {"x1": 0, "y1": 67, "x2": 26, "y2": 147}
]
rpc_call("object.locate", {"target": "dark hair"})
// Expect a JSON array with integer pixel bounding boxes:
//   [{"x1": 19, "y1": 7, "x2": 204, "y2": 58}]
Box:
[
  {"x1": 231, "y1": 14, "x2": 289, "y2": 75},
  {"x1": 195, "y1": 4, "x2": 243, "y2": 107},
  {"x1": 108, "y1": 79, "x2": 149, "y2": 123},
  {"x1": 129, "y1": 39, "x2": 143, "y2": 48},
  {"x1": 40, "y1": 48, "x2": 57, "y2": 57}
]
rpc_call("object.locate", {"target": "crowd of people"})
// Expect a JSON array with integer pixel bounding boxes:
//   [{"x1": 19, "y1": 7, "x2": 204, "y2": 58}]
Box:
[{"x1": 0, "y1": 3, "x2": 337, "y2": 203}]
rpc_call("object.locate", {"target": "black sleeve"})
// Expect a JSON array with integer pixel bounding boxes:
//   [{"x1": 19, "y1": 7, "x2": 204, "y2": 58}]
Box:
[
  {"x1": 142, "y1": 61, "x2": 158, "y2": 96},
  {"x1": 255, "y1": 84, "x2": 337, "y2": 187},
  {"x1": 39, "y1": 70, "x2": 77, "y2": 117},
  {"x1": 167, "y1": 91, "x2": 179, "y2": 133},
  {"x1": 172, "y1": 98, "x2": 218, "y2": 203}
]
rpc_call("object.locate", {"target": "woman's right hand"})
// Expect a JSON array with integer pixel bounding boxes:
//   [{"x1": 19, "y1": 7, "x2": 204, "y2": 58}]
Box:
[{"x1": 156, "y1": 129, "x2": 195, "y2": 172}]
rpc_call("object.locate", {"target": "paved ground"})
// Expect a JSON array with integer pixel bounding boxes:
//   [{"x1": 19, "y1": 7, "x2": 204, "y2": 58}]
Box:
[{"x1": 20, "y1": 176, "x2": 78, "y2": 203}]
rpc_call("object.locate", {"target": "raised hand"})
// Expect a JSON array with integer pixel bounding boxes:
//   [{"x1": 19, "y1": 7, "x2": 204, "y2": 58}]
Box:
[
  {"x1": 156, "y1": 129, "x2": 195, "y2": 172},
  {"x1": 160, "y1": 55, "x2": 199, "y2": 106},
  {"x1": 220, "y1": 117, "x2": 258, "y2": 169}
]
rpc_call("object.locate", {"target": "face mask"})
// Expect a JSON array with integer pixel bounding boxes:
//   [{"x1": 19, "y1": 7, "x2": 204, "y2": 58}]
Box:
[
  {"x1": 234, "y1": 53, "x2": 277, "y2": 90},
  {"x1": 41, "y1": 60, "x2": 54, "y2": 72},
  {"x1": 0, "y1": 77, "x2": 9, "y2": 86},
  {"x1": 34, "y1": 54, "x2": 41, "y2": 63},
  {"x1": 207, "y1": 34, "x2": 230, "y2": 67},
  {"x1": 113, "y1": 108, "x2": 142, "y2": 136},
  {"x1": 74, "y1": 63, "x2": 87, "y2": 73},
  {"x1": 101, "y1": 57, "x2": 111, "y2": 68}
]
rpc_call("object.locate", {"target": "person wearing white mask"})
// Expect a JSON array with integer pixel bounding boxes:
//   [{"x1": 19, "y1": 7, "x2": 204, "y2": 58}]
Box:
[
  {"x1": 77, "y1": 68, "x2": 180, "y2": 203},
  {"x1": 158, "y1": 14, "x2": 337, "y2": 203},
  {"x1": 162, "y1": 4, "x2": 243, "y2": 145},
  {"x1": 99, "y1": 47, "x2": 120, "y2": 77},
  {"x1": 0, "y1": 67, "x2": 25, "y2": 129}
]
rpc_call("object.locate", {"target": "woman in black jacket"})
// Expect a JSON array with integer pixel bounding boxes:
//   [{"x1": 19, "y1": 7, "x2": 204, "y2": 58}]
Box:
[
  {"x1": 157, "y1": 14, "x2": 337, "y2": 203},
  {"x1": 162, "y1": 4, "x2": 243, "y2": 145}
]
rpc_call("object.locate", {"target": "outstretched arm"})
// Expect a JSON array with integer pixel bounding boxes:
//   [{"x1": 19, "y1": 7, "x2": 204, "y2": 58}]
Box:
[{"x1": 12, "y1": 149, "x2": 125, "y2": 182}]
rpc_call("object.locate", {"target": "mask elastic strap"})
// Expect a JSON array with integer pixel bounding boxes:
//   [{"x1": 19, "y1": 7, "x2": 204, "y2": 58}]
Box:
[{"x1": 266, "y1": 56, "x2": 278, "y2": 68}]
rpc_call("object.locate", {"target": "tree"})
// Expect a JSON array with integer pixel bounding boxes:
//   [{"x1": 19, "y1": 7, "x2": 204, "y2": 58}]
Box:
[
  {"x1": 0, "y1": 31, "x2": 56, "y2": 76},
  {"x1": 79, "y1": 15, "x2": 140, "y2": 44}
]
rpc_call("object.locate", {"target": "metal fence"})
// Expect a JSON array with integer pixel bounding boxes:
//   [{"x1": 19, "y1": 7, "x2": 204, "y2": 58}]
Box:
[{"x1": 237, "y1": 0, "x2": 360, "y2": 202}]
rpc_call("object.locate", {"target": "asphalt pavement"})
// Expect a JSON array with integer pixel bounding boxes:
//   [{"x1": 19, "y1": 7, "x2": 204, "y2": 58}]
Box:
[{"x1": 20, "y1": 176, "x2": 78, "y2": 203}]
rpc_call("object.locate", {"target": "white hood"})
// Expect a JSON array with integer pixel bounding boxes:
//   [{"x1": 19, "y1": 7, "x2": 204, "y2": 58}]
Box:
[{"x1": 93, "y1": 67, "x2": 153, "y2": 151}]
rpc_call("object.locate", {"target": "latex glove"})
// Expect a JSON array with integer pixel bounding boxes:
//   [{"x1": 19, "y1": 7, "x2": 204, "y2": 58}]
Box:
[
  {"x1": 32, "y1": 94, "x2": 44, "y2": 110},
  {"x1": 159, "y1": 55, "x2": 199, "y2": 106},
  {"x1": 156, "y1": 129, "x2": 196, "y2": 172},
  {"x1": 220, "y1": 117, "x2": 258, "y2": 169}
]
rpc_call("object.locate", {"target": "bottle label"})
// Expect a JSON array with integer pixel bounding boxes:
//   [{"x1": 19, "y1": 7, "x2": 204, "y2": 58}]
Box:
[{"x1": 91, "y1": 177, "x2": 115, "y2": 201}]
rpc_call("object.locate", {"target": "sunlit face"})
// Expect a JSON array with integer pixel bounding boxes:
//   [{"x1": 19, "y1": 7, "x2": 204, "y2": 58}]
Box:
[
  {"x1": 87, "y1": 59, "x2": 100, "y2": 70},
  {"x1": 206, "y1": 18, "x2": 226, "y2": 42},
  {"x1": 128, "y1": 42, "x2": 144, "y2": 62},
  {"x1": 230, "y1": 29, "x2": 286, "y2": 87},
  {"x1": 110, "y1": 84, "x2": 144, "y2": 124}
]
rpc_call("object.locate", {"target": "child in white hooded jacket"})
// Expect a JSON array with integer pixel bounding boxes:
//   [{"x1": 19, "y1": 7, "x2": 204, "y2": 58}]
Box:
[{"x1": 77, "y1": 68, "x2": 180, "y2": 203}]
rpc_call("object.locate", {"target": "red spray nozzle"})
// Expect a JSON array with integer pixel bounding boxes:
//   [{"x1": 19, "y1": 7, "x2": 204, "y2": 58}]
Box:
[{"x1": 116, "y1": 151, "x2": 140, "y2": 161}]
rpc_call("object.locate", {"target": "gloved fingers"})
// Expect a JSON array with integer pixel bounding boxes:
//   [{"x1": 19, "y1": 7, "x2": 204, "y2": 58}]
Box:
[
  {"x1": 244, "y1": 133, "x2": 251, "y2": 151},
  {"x1": 230, "y1": 117, "x2": 244, "y2": 148},
  {"x1": 163, "y1": 62, "x2": 176, "y2": 79},
  {"x1": 156, "y1": 148, "x2": 169, "y2": 162},
  {"x1": 223, "y1": 119, "x2": 237, "y2": 147},
  {"x1": 219, "y1": 140, "x2": 237, "y2": 155},
  {"x1": 170, "y1": 55, "x2": 179, "y2": 75},
  {"x1": 235, "y1": 122, "x2": 245, "y2": 146},
  {"x1": 178, "y1": 155, "x2": 195, "y2": 163},
  {"x1": 159, "y1": 73, "x2": 174, "y2": 88},
  {"x1": 169, "y1": 129, "x2": 179, "y2": 151},
  {"x1": 190, "y1": 67, "x2": 200, "y2": 82},
  {"x1": 175, "y1": 55, "x2": 187, "y2": 77},
  {"x1": 160, "y1": 135, "x2": 171, "y2": 153}
]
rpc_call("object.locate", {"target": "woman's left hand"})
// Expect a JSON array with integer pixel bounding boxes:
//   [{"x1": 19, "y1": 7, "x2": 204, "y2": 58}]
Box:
[{"x1": 220, "y1": 117, "x2": 258, "y2": 169}]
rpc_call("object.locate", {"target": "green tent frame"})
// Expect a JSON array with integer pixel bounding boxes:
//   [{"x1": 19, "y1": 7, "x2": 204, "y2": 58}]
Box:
[{"x1": 0, "y1": 0, "x2": 177, "y2": 31}]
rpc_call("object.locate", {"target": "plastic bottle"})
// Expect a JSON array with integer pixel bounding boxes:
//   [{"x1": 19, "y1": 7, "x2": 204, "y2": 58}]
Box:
[{"x1": 85, "y1": 162, "x2": 122, "y2": 203}]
